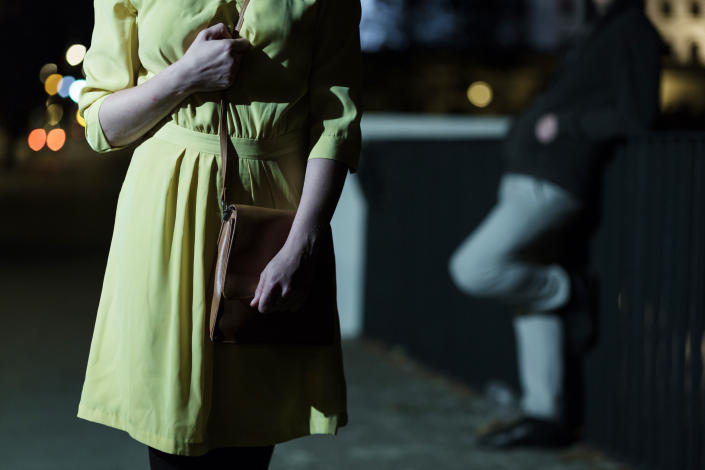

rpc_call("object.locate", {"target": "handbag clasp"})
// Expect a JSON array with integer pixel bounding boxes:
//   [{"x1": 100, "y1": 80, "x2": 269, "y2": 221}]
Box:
[{"x1": 222, "y1": 202, "x2": 234, "y2": 220}]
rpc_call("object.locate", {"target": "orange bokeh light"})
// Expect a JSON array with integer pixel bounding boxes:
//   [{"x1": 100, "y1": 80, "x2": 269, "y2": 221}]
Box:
[
  {"x1": 47, "y1": 128, "x2": 66, "y2": 151},
  {"x1": 28, "y1": 129, "x2": 47, "y2": 151}
]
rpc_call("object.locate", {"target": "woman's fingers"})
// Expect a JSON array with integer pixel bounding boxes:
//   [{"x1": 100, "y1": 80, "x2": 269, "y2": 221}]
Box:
[
  {"x1": 257, "y1": 283, "x2": 302, "y2": 313},
  {"x1": 250, "y1": 271, "x2": 266, "y2": 308},
  {"x1": 249, "y1": 249, "x2": 315, "y2": 313},
  {"x1": 201, "y1": 22, "x2": 232, "y2": 40},
  {"x1": 249, "y1": 290, "x2": 259, "y2": 309},
  {"x1": 257, "y1": 282, "x2": 277, "y2": 313}
]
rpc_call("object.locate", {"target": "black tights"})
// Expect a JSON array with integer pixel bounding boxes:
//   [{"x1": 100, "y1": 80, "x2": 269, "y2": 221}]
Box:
[{"x1": 148, "y1": 445, "x2": 274, "y2": 470}]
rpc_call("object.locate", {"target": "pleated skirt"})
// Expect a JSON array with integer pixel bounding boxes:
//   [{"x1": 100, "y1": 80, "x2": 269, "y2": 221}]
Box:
[{"x1": 77, "y1": 121, "x2": 347, "y2": 456}]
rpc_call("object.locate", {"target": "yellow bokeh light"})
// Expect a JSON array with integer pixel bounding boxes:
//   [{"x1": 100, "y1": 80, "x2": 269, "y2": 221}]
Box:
[
  {"x1": 47, "y1": 104, "x2": 64, "y2": 126},
  {"x1": 66, "y1": 44, "x2": 87, "y2": 66},
  {"x1": 467, "y1": 81, "x2": 493, "y2": 108},
  {"x1": 39, "y1": 63, "x2": 57, "y2": 84},
  {"x1": 45, "y1": 73, "x2": 63, "y2": 95},
  {"x1": 76, "y1": 109, "x2": 86, "y2": 127}
]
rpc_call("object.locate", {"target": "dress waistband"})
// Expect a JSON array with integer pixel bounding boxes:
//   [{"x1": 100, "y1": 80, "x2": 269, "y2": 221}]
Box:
[{"x1": 149, "y1": 121, "x2": 307, "y2": 160}]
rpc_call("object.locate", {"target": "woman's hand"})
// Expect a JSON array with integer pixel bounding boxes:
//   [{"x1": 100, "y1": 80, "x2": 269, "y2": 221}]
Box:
[
  {"x1": 249, "y1": 159, "x2": 348, "y2": 314},
  {"x1": 249, "y1": 231, "x2": 321, "y2": 314},
  {"x1": 177, "y1": 23, "x2": 252, "y2": 94},
  {"x1": 93, "y1": 24, "x2": 250, "y2": 149}
]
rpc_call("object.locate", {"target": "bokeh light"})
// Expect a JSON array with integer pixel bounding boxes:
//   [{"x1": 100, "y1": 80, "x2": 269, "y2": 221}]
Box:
[
  {"x1": 45, "y1": 73, "x2": 63, "y2": 96},
  {"x1": 467, "y1": 81, "x2": 493, "y2": 108},
  {"x1": 28, "y1": 129, "x2": 47, "y2": 151},
  {"x1": 47, "y1": 128, "x2": 67, "y2": 151},
  {"x1": 76, "y1": 109, "x2": 86, "y2": 127},
  {"x1": 69, "y1": 79, "x2": 86, "y2": 103},
  {"x1": 66, "y1": 44, "x2": 87, "y2": 66},
  {"x1": 46, "y1": 104, "x2": 64, "y2": 126},
  {"x1": 39, "y1": 63, "x2": 58, "y2": 84},
  {"x1": 58, "y1": 76, "x2": 75, "y2": 98}
]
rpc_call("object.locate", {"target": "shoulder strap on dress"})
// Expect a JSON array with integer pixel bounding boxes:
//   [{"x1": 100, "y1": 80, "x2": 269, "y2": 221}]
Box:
[{"x1": 219, "y1": 0, "x2": 252, "y2": 216}]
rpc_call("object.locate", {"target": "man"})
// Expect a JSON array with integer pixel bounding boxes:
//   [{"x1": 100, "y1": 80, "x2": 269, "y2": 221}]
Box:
[{"x1": 448, "y1": 0, "x2": 663, "y2": 448}]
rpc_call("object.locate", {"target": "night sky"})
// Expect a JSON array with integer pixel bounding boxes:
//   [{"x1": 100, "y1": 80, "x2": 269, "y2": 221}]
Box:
[{"x1": 2, "y1": 1, "x2": 93, "y2": 139}]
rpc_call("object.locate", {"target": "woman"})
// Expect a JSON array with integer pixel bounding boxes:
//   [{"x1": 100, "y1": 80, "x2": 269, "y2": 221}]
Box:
[{"x1": 77, "y1": 0, "x2": 362, "y2": 468}]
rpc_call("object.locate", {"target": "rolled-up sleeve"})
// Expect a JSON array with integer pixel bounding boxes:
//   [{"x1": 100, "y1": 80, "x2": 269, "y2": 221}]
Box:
[
  {"x1": 78, "y1": 0, "x2": 140, "y2": 153},
  {"x1": 307, "y1": 0, "x2": 363, "y2": 173}
]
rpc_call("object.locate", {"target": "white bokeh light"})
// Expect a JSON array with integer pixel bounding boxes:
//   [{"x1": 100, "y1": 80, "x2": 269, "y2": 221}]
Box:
[{"x1": 69, "y1": 79, "x2": 86, "y2": 103}]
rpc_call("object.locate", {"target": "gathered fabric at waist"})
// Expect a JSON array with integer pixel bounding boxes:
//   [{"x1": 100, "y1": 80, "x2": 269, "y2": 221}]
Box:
[{"x1": 149, "y1": 121, "x2": 307, "y2": 160}]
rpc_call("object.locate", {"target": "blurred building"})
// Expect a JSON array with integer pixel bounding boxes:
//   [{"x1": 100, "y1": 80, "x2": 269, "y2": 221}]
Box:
[
  {"x1": 360, "y1": 0, "x2": 585, "y2": 53},
  {"x1": 525, "y1": 0, "x2": 584, "y2": 51},
  {"x1": 643, "y1": 0, "x2": 705, "y2": 121},
  {"x1": 646, "y1": 0, "x2": 705, "y2": 66}
]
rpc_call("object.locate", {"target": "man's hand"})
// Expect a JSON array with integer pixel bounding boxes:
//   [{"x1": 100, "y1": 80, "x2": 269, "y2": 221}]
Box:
[{"x1": 535, "y1": 113, "x2": 559, "y2": 144}]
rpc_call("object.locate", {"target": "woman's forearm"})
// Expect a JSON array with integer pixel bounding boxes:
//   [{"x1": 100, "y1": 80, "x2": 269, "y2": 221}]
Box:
[
  {"x1": 97, "y1": 24, "x2": 252, "y2": 148},
  {"x1": 286, "y1": 158, "x2": 348, "y2": 249},
  {"x1": 97, "y1": 61, "x2": 196, "y2": 148}
]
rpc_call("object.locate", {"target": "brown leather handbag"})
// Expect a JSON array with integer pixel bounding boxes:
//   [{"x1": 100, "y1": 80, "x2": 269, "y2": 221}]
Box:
[{"x1": 206, "y1": 0, "x2": 336, "y2": 344}]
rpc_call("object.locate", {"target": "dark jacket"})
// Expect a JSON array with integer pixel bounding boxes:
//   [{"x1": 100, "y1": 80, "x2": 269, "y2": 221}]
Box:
[{"x1": 502, "y1": 1, "x2": 664, "y2": 200}]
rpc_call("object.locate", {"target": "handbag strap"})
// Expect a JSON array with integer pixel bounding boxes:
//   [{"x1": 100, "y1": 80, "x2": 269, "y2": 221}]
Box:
[{"x1": 219, "y1": 0, "x2": 251, "y2": 218}]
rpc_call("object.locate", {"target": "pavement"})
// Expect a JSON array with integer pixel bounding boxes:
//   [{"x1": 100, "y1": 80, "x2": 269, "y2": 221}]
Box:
[{"x1": 0, "y1": 254, "x2": 626, "y2": 470}]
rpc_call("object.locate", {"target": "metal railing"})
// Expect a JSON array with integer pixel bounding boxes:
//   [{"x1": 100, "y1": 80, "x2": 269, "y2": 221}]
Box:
[
  {"x1": 358, "y1": 131, "x2": 705, "y2": 469},
  {"x1": 585, "y1": 134, "x2": 705, "y2": 469}
]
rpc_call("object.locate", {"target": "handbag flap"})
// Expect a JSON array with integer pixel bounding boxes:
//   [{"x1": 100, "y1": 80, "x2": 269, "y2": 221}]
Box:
[
  {"x1": 223, "y1": 204, "x2": 296, "y2": 299},
  {"x1": 208, "y1": 203, "x2": 338, "y2": 344}
]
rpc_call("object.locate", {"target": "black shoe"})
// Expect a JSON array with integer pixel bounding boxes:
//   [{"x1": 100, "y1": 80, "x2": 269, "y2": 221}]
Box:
[
  {"x1": 476, "y1": 416, "x2": 578, "y2": 449},
  {"x1": 558, "y1": 271, "x2": 598, "y2": 355}
]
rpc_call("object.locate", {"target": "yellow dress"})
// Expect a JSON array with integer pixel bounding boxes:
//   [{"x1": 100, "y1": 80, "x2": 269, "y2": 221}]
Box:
[{"x1": 76, "y1": 0, "x2": 362, "y2": 456}]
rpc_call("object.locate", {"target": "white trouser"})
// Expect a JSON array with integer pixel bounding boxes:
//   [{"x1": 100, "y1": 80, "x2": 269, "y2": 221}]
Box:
[{"x1": 448, "y1": 173, "x2": 582, "y2": 420}]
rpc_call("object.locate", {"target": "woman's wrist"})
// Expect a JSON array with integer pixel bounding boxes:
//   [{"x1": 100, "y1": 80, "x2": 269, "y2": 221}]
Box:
[
  {"x1": 285, "y1": 218, "x2": 325, "y2": 254},
  {"x1": 165, "y1": 60, "x2": 199, "y2": 98}
]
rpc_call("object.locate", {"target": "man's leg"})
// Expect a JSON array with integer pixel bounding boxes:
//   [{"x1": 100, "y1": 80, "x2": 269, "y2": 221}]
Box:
[
  {"x1": 448, "y1": 173, "x2": 583, "y2": 447},
  {"x1": 514, "y1": 314, "x2": 563, "y2": 421},
  {"x1": 448, "y1": 173, "x2": 581, "y2": 311}
]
